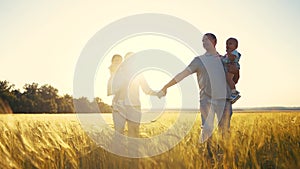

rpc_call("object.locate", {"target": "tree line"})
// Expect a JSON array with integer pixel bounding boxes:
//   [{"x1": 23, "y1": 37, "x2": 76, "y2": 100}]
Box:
[{"x1": 0, "y1": 80, "x2": 112, "y2": 114}]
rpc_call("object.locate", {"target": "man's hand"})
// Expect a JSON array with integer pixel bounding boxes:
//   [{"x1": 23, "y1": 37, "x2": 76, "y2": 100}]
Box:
[
  {"x1": 157, "y1": 91, "x2": 165, "y2": 99},
  {"x1": 157, "y1": 87, "x2": 167, "y2": 99}
]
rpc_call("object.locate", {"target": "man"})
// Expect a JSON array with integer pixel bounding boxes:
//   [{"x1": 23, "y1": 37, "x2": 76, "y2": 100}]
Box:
[{"x1": 160, "y1": 33, "x2": 232, "y2": 142}]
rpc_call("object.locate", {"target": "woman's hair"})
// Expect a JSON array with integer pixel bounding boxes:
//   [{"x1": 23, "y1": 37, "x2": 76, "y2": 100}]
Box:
[
  {"x1": 124, "y1": 52, "x2": 134, "y2": 59},
  {"x1": 111, "y1": 54, "x2": 122, "y2": 62}
]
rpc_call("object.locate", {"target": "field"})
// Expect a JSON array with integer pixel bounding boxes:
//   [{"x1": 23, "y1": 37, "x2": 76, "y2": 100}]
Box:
[{"x1": 0, "y1": 112, "x2": 299, "y2": 169}]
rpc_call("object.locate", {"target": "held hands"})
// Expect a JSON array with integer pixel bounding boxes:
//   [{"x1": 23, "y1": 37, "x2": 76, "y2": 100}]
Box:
[
  {"x1": 156, "y1": 90, "x2": 165, "y2": 99},
  {"x1": 156, "y1": 87, "x2": 167, "y2": 99}
]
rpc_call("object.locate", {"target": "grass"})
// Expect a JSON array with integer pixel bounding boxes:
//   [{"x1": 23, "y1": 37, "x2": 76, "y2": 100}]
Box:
[{"x1": 0, "y1": 112, "x2": 299, "y2": 169}]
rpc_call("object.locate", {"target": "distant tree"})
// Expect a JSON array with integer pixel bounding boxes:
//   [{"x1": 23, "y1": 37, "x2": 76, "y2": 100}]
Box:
[
  {"x1": 94, "y1": 97, "x2": 112, "y2": 113},
  {"x1": 0, "y1": 80, "x2": 112, "y2": 114},
  {"x1": 38, "y1": 84, "x2": 58, "y2": 113},
  {"x1": 10, "y1": 89, "x2": 23, "y2": 113},
  {"x1": 0, "y1": 80, "x2": 15, "y2": 103},
  {"x1": 73, "y1": 97, "x2": 93, "y2": 113},
  {"x1": 22, "y1": 83, "x2": 40, "y2": 112},
  {"x1": 56, "y1": 94, "x2": 75, "y2": 113},
  {"x1": 0, "y1": 81, "x2": 16, "y2": 113},
  {"x1": 39, "y1": 99, "x2": 58, "y2": 113},
  {"x1": 39, "y1": 84, "x2": 58, "y2": 100},
  {"x1": 23, "y1": 83, "x2": 39, "y2": 100},
  {"x1": 0, "y1": 80, "x2": 14, "y2": 94},
  {"x1": 14, "y1": 95, "x2": 32, "y2": 113}
]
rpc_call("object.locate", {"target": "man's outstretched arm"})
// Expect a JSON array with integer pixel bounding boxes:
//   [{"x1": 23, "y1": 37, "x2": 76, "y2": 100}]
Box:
[
  {"x1": 139, "y1": 75, "x2": 157, "y2": 96},
  {"x1": 161, "y1": 69, "x2": 191, "y2": 95}
]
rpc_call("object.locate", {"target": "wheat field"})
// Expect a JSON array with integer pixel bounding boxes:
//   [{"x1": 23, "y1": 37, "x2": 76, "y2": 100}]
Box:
[{"x1": 0, "y1": 112, "x2": 299, "y2": 169}]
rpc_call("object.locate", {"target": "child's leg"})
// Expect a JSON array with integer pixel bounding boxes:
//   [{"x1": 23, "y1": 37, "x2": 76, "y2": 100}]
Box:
[
  {"x1": 226, "y1": 72, "x2": 236, "y2": 91},
  {"x1": 233, "y1": 70, "x2": 240, "y2": 84}
]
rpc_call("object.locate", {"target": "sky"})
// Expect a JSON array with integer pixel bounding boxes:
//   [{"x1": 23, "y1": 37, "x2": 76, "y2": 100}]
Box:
[{"x1": 0, "y1": 0, "x2": 300, "y2": 109}]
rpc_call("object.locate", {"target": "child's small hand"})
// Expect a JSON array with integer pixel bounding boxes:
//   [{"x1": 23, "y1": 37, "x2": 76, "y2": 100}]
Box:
[{"x1": 227, "y1": 53, "x2": 236, "y2": 62}]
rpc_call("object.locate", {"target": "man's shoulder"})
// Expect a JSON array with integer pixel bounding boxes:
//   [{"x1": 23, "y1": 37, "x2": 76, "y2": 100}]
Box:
[
  {"x1": 193, "y1": 55, "x2": 206, "y2": 61},
  {"x1": 190, "y1": 56, "x2": 203, "y2": 63},
  {"x1": 197, "y1": 54, "x2": 222, "y2": 60},
  {"x1": 192, "y1": 54, "x2": 221, "y2": 62},
  {"x1": 197, "y1": 54, "x2": 206, "y2": 58}
]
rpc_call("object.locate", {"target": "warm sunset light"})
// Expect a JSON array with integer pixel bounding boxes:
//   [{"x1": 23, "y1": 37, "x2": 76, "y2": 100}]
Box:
[
  {"x1": 1, "y1": 1, "x2": 300, "y2": 108},
  {"x1": 1, "y1": 1, "x2": 300, "y2": 169}
]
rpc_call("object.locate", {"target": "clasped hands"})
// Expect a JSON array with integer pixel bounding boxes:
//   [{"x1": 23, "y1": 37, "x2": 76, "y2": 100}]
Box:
[{"x1": 154, "y1": 87, "x2": 167, "y2": 99}]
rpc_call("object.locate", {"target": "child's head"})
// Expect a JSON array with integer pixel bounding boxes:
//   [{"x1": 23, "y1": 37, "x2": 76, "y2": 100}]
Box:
[
  {"x1": 111, "y1": 54, "x2": 122, "y2": 64},
  {"x1": 109, "y1": 54, "x2": 122, "y2": 73},
  {"x1": 226, "y1": 37, "x2": 238, "y2": 53}
]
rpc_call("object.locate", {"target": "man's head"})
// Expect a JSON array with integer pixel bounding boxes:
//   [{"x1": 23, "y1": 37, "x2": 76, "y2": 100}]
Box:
[
  {"x1": 202, "y1": 33, "x2": 217, "y2": 51},
  {"x1": 226, "y1": 37, "x2": 238, "y2": 53}
]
